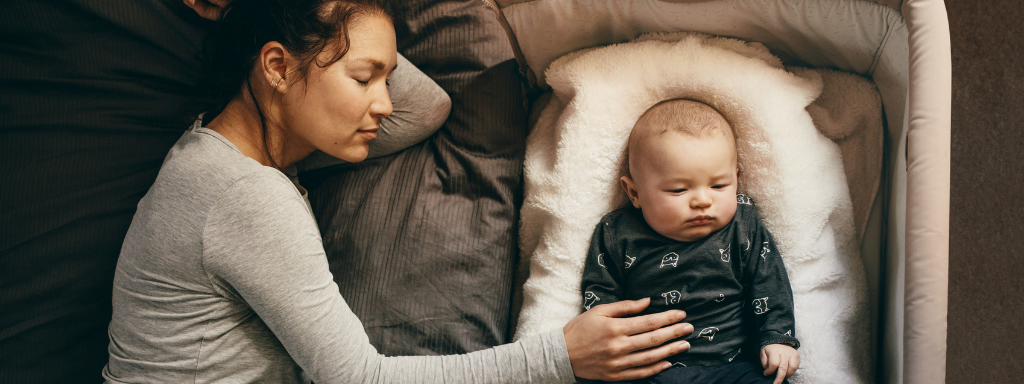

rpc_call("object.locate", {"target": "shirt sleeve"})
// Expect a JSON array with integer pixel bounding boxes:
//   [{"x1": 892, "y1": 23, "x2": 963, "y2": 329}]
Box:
[
  {"x1": 740, "y1": 203, "x2": 801, "y2": 350},
  {"x1": 581, "y1": 218, "x2": 628, "y2": 312},
  {"x1": 295, "y1": 52, "x2": 451, "y2": 171},
  {"x1": 202, "y1": 171, "x2": 574, "y2": 383}
]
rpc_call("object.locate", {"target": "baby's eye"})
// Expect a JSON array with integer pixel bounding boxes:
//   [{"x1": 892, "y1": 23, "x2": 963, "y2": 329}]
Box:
[
  {"x1": 670, "y1": 189, "x2": 688, "y2": 193},
  {"x1": 712, "y1": 185, "x2": 726, "y2": 190}
]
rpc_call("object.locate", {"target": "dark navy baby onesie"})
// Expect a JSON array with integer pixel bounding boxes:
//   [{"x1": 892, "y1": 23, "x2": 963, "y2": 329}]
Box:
[{"x1": 581, "y1": 194, "x2": 799, "y2": 367}]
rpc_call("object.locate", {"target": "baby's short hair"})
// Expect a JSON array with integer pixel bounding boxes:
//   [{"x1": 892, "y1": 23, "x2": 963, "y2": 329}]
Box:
[{"x1": 626, "y1": 99, "x2": 733, "y2": 174}]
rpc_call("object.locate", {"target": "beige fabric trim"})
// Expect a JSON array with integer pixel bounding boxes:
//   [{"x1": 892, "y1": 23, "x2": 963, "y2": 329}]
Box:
[
  {"x1": 870, "y1": 0, "x2": 904, "y2": 11},
  {"x1": 901, "y1": 0, "x2": 951, "y2": 383}
]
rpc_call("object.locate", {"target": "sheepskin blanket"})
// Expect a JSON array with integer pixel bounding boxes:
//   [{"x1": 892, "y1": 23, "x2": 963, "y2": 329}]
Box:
[{"x1": 514, "y1": 33, "x2": 871, "y2": 384}]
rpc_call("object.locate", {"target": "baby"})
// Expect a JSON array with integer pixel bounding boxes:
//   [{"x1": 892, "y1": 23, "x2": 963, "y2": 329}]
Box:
[{"x1": 581, "y1": 99, "x2": 800, "y2": 384}]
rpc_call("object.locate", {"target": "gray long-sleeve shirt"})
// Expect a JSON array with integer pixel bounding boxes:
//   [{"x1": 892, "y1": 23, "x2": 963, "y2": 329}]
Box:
[{"x1": 102, "y1": 126, "x2": 574, "y2": 383}]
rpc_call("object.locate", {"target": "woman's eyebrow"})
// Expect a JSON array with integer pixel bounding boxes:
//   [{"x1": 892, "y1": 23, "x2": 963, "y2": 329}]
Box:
[{"x1": 354, "y1": 58, "x2": 398, "y2": 73}]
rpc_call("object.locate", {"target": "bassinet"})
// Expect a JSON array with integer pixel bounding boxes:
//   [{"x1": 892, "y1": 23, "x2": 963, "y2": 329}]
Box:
[{"x1": 480, "y1": 0, "x2": 951, "y2": 383}]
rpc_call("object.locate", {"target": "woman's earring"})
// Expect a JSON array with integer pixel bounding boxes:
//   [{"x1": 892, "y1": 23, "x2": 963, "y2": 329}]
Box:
[{"x1": 271, "y1": 78, "x2": 280, "y2": 89}]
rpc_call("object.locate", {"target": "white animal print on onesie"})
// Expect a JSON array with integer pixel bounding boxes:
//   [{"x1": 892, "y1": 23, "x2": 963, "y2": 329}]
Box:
[
  {"x1": 737, "y1": 194, "x2": 753, "y2": 205},
  {"x1": 662, "y1": 290, "x2": 681, "y2": 305},
  {"x1": 584, "y1": 291, "x2": 600, "y2": 310},
  {"x1": 597, "y1": 253, "x2": 605, "y2": 268},
  {"x1": 624, "y1": 255, "x2": 636, "y2": 268},
  {"x1": 660, "y1": 252, "x2": 679, "y2": 268},
  {"x1": 719, "y1": 245, "x2": 731, "y2": 262},
  {"x1": 698, "y1": 327, "x2": 720, "y2": 341},
  {"x1": 760, "y1": 242, "x2": 771, "y2": 260},
  {"x1": 752, "y1": 297, "x2": 770, "y2": 314}
]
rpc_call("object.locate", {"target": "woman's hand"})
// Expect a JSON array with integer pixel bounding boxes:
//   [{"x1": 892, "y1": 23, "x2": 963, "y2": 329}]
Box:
[
  {"x1": 563, "y1": 298, "x2": 693, "y2": 381},
  {"x1": 183, "y1": 0, "x2": 230, "y2": 21}
]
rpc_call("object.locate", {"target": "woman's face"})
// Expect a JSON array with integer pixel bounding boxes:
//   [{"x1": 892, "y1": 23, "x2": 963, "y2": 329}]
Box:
[{"x1": 277, "y1": 13, "x2": 397, "y2": 163}]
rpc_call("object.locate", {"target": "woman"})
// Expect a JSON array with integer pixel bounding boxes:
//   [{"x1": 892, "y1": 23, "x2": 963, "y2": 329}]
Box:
[{"x1": 103, "y1": 0, "x2": 693, "y2": 382}]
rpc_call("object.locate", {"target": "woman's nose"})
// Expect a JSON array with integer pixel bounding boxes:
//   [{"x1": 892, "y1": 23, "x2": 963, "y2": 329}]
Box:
[{"x1": 371, "y1": 85, "x2": 393, "y2": 119}]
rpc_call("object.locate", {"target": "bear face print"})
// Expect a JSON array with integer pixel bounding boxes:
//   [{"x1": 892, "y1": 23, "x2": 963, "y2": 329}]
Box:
[
  {"x1": 752, "y1": 297, "x2": 770, "y2": 314},
  {"x1": 660, "y1": 252, "x2": 679, "y2": 268},
  {"x1": 584, "y1": 291, "x2": 600, "y2": 310},
  {"x1": 661, "y1": 290, "x2": 682, "y2": 305}
]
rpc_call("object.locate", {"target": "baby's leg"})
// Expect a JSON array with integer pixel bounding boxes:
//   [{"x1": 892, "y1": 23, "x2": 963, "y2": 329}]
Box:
[{"x1": 623, "y1": 361, "x2": 788, "y2": 384}]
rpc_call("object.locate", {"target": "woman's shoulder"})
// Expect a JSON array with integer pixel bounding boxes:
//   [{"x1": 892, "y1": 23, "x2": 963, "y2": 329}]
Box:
[{"x1": 143, "y1": 128, "x2": 301, "y2": 225}]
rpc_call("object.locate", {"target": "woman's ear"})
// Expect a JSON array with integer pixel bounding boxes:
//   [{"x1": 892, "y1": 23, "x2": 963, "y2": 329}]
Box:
[
  {"x1": 259, "y1": 41, "x2": 289, "y2": 92},
  {"x1": 620, "y1": 175, "x2": 641, "y2": 209}
]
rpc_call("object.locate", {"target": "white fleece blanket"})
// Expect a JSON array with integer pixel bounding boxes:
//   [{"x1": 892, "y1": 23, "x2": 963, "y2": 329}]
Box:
[{"x1": 514, "y1": 33, "x2": 871, "y2": 383}]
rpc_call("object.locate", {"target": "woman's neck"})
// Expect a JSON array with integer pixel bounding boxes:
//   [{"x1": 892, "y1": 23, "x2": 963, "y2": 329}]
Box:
[{"x1": 206, "y1": 97, "x2": 309, "y2": 170}]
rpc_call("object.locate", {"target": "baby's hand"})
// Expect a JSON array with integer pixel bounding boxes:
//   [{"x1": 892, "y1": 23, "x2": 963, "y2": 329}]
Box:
[{"x1": 760, "y1": 344, "x2": 799, "y2": 384}]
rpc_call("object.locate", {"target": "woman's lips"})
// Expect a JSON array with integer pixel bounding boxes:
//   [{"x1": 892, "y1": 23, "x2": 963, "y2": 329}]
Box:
[
  {"x1": 358, "y1": 127, "x2": 379, "y2": 140},
  {"x1": 688, "y1": 215, "x2": 712, "y2": 226}
]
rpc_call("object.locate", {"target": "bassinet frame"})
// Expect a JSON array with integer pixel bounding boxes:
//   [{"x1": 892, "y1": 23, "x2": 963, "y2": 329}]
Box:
[{"x1": 482, "y1": 1, "x2": 951, "y2": 383}]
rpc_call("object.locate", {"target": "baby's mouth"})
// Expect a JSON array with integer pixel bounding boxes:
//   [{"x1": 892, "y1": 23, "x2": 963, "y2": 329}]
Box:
[{"x1": 688, "y1": 215, "x2": 713, "y2": 226}]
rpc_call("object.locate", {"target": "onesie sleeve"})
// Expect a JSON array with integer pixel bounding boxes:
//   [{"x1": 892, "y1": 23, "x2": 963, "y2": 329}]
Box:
[
  {"x1": 739, "y1": 201, "x2": 801, "y2": 350},
  {"x1": 581, "y1": 217, "x2": 628, "y2": 312},
  {"x1": 295, "y1": 53, "x2": 451, "y2": 171},
  {"x1": 202, "y1": 171, "x2": 574, "y2": 383}
]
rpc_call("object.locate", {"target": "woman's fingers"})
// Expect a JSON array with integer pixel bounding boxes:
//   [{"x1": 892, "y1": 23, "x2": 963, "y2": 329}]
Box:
[
  {"x1": 588, "y1": 297, "x2": 651, "y2": 318},
  {"x1": 183, "y1": 0, "x2": 227, "y2": 20},
  {"x1": 619, "y1": 339, "x2": 690, "y2": 369},
  {"x1": 564, "y1": 301, "x2": 693, "y2": 381},
  {"x1": 615, "y1": 307, "x2": 688, "y2": 336},
  {"x1": 626, "y1": 321, "x2": 693, "y2": 352}
]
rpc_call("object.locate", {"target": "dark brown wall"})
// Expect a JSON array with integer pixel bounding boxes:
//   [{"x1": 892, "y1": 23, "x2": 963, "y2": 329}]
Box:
[{"x1": 947, "y1": 1, "x2": 1024, "y2": 383}]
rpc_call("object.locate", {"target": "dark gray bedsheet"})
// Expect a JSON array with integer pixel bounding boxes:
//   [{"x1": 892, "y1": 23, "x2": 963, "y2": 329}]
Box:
[
  {"x1": 300, "y1": 0, "x2": 526, "y2": 356},
  {"x1": 1, "y1": 0, "x2": 525, "y2": 381}
]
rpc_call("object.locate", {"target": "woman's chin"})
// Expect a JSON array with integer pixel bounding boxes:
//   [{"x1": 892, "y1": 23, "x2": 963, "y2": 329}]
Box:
[{"x1": 335, "y1": 146, "x2": 370, "y2": 163}]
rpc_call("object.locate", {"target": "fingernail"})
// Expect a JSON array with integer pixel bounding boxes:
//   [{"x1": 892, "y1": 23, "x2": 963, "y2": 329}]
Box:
[
  {"x1": 640, "y1": 297, "x2": 650, "y2": 303},
  {"x1": 677, "y1": 341, "x2": 690, "y2": 352},
  {"x1": 676, "y1": 311, "x2": 686, "y2": 320},
  {"x1": 661, "y1": 362, "x2": 672, "y2": 369}
]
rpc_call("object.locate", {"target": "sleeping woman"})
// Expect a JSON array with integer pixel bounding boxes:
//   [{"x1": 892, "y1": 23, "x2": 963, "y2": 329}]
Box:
[{"x1": 101, "y1": 0, "x2": 694, "y2": 382}]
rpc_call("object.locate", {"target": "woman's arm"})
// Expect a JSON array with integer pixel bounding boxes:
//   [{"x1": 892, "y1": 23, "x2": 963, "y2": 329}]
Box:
[
  {"x1": 296, "y1": 53, "x2": 451, "y2": 171},
  {"x1": 203, "y1": 171, "x2": 689, "y2": 383}
]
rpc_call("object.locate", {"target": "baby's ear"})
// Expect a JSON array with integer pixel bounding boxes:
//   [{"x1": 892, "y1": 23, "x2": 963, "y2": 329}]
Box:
[{"x1": 620, "y1": 176, "x2": 641, "y2": 208}]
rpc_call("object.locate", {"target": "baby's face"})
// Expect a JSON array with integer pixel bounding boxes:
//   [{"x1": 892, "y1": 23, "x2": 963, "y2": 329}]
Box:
[{"x1": 622, "y1": 131, "x2": 739, "y2": 242}]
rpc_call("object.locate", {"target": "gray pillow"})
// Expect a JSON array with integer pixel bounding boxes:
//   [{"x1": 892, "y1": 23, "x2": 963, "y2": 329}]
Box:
[{"x1": 301, "y1": 0, "x2": 526, "y2": 356}]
